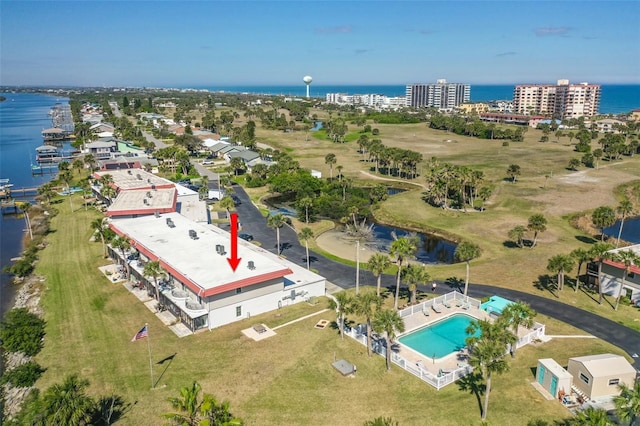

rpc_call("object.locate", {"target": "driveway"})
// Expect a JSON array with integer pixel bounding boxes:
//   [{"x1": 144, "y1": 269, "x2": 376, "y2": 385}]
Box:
[{"x1": 232, "y1": 184, "x2": 640, "y2": 363}]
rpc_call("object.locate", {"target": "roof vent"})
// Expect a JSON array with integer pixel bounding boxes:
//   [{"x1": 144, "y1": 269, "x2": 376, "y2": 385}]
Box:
[
  {"x1": 247, "y1": 260, "x2": 255, "y2": 270},
  {"x1": 127, "y1": 170, "x2": 132, "y2": 175},
  {"x1": 215, "y1": 244, "x2": 226, "y2": 255},
  {"x1": 136, "y1": 173, "x2": 142, "y2": 180},
  {"x1": 166, "y1": 218, "x2": 175, "y2": 228},
  {"x1": 189, "y1": 229, "x2": 198, "y2": 240},
  {"x1": 146, "y1": 191, "x2": 152, "y2": 198},
  {"x1": 154, "y1": 211, "x2": 160, "y2": 218},
  {"x1": 143, "y1": 198, "x2": 148, "y2": 205},
  {"x1": 147, "y1": 178, "x2": 152, "y2": 183}
]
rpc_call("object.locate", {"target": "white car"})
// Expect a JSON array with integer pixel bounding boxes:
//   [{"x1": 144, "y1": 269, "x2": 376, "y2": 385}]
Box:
[{"x1": 202, "y1": 160, "x2": 214, "y2": 165}]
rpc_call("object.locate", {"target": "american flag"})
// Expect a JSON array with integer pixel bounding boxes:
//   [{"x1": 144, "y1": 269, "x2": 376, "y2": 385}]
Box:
[{"x1": 131, "y1": 325, "x2": 148, "y2": 342}]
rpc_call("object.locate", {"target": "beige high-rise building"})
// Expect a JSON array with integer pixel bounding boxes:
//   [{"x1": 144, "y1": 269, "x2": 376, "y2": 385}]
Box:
[{"x1": 513, "y1": 80, "x2": 600, "y2": 119}]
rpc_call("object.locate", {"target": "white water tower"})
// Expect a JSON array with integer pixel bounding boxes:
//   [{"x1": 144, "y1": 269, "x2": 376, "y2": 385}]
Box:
[{"x1": 303, "y1": 75, "x2": 313, "y2": 98}]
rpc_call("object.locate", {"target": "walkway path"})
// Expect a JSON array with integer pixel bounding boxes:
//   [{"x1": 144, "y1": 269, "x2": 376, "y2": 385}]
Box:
[{"x1": 232, "y1": 184, "x2": 640, "y2": 363}]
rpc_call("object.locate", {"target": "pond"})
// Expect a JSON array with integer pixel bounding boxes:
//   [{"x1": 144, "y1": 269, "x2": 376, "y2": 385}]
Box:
[
  {"x1": 310, "y1": 121, "x2": 323, "y2": 131},
  {"x1": 604, "y1": 217, "x2": 640, "y2": 244},
  {"x1": 369, "y1": 221, "x2": 457, "y2": 264}
]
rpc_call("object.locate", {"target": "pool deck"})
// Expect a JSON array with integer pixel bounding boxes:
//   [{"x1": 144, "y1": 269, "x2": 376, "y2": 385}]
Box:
[{"x1": 397, "y1": 304, "x2": 534, "y2": 377}]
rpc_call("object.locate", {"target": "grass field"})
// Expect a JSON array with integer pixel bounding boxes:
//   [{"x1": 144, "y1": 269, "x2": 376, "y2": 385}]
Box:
[{"x1": 27, "y1": 194, "x2": 633, "y2": 425}]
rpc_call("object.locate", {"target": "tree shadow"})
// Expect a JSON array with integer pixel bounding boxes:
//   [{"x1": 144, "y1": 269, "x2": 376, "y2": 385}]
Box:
[
  {"x1": 444, "y1": 277, "x2": 464, "y2": 292},
  {"x1": 304, "y1": 255, "x2": 319, "y2": 265},
  {"x1": 92, "y1": 394, "x2": 132, "y2": 426},
  {"x1": 502, "y1": 240, "x2": 520, "y2": 249},
  {"x1": 575, "y1": 235, "x2": 597, "y2": 244},
  {"x1": 278, "y1": 242, "x2": 292, "y2": 253},
  {"x1": 457, "y1": 370, "x2": 486, "y2": 416},
  {"x1": 533, "y1": 275, "x2": 558, "y2": 298}
]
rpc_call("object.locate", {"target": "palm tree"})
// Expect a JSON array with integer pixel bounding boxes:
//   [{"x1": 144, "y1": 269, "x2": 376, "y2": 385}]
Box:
[
  {"x1": 164, "y1": 381, "x2": 202, "y2": 425},
  {"x1": 91, "y1": 218, "x2": 109, "y2": 258},
  {"x1": 111, "y1": 235, "x2": 132, "y2": 280},
  {"x1": 592, "y1": 206, "x2": 616, "y2": 241},
  {"x1": 506, "y1": 164, "x2": 521, "y2": 183},
  {"x1": 297, "y1": 196, "x2": 314, "y2": 223},
  {"x1": 547, "y1": 254, "x2": 574, "y2": 293},
  {"x1": 328, "y1": 291, "x2": 352, "y2": 340},
  {"x1": 363, "y1": 417, "x2": 399, "y2": 426},
  {"x1": 20, "y1": 201, "x2": 33, "y2": 240},
  {"x1": 465, "y1": 319, "x2": 516, "y2": 421},
  {"x1": 368, "y1": 253, "x2": 392, "y2": 297},
  {"x1": 324, "y1": 153, "x2": 337, "y2": 179},
  {"x1": 590, "y1": 242, "x2": 615, "y2": 305},
  {"x1": 614, "y1": 380, "x2": 640, "y2": 426},
  {"x1": 163, "y1": 381, "x2": 241, "y2": 425},
  {"x1": 527, "y1": 214, "x2": 547, "y2": 248},
  {"x1": 454, "y1": 241, "x2": 481, "y2": 296},
  {"x1": 60, "y1": 170, "x2": 74, "y2": 212},
  {"x1": 42, "y1": 374, "x2": 95, "y2": 426},
  {"x1": 353, "y1": 291, "x2": 382, "y2": 357},
  {"x1": 613, "y1": 249, "x2": 639, "y2": 310},
  {"x1": 508, "y1": 225, "x2": 527, "y2": 248},
  {"x1": 498, "y1": 301, "x2": 536, "y2": 357},
  {"x1": 389, "y1": 235, "x2": 419, "y2": 310},
  {"x1": 267, "y1": 213, "x2": 287, "y2": 255},
  {"x1": 219, "y1": 196, "x2": 235, "y2": 218},
  {"x1": 298, "y1": 227, "x2": 314, "y2": 270},
  {"x1": 570, "y1": 406, "x2": 614, "y2": 425},
  {"x1": 615, "y1": 197, "x2": 634, "y2": 248},
  {"x1": 402, "y1": 263, "x2": 430, "y2": 305},
  {"x1": 372, "y1": 308, "x2": 405, "y2": 371},
  {"x1": 571, "y1": 248, "x2": 591, "y2": 293},
  {"x1": 144, "y1": 260, "x2": 167, "y2": 302}
]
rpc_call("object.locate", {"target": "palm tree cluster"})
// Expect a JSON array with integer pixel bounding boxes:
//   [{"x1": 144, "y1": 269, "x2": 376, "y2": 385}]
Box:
[
  {"x1": 163, "y1": 381, "x2": 242, "y2": 426},
  {"x1": 508, "y1": 214, "x2": 548, "y2": 249},
  {"x1": 358, "y1": 138, "x2": 423, "y2": 179},
  {"x1": 465, "y1": 301, "x2": 535, "y2": 421},
  {"x1": 429, "y1": 112, "x2": 528, "y2": 141},
  {"x1": 423, "y1": 159, "x2": 491, "y2": 211}
]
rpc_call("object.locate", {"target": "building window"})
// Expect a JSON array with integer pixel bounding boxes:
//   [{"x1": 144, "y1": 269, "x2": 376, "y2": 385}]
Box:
[
  {"x1": 236, "y1": 306, "x2": 242, "y2": 317},
  {"x1": 580, "y1": 373, "x2": 590, "y2": 384},
  {"x1": 609, "y1": 378, "x2": 620, "y2": 386},
  {"x1": 236, "y1": 288, "x2": 242, "y2": 294}
]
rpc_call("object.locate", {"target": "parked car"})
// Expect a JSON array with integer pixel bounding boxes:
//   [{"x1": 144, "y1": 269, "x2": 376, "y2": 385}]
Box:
[
  {"x1": 238, "y1": 233, "x2": 254, "y2": 242},
  {"x1": 202, "y1": 160, "x2": 214, "y2": 165}
]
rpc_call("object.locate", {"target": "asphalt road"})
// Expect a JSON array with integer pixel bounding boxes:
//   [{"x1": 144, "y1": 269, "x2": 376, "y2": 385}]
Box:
[{"x1": 231, "y1": 184, "x2": 640, "y2": 364}]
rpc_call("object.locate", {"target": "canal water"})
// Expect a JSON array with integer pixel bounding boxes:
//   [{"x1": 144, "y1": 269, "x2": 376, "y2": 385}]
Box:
[{"x1": 0, "y1": 92, "x2": 68, "y2": 318}]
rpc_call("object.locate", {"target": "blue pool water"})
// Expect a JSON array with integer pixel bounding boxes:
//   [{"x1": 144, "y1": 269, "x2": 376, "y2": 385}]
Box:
[{"x1": 399, "y1": 313, "x2": 479, "y2": 359}]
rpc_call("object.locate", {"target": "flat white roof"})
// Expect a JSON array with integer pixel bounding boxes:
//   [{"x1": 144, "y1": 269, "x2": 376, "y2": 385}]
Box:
[
  {"x1": 94, "y1": 169, "x2": 173, "y2": 191},
  {"x1": 109, "y1": 213, "x2": 297, "y2": 296},
  {"x1": 569, "y1": 353, "x2": 636, "y2": 377},
  {"x1": 107, "y1": 188, "x2": 176, "y2": 216}
]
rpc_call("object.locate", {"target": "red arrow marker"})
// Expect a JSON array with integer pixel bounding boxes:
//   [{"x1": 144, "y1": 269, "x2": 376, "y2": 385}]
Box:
[{"x1": 227, "y1": 212, "x2": 242, "y2": 271}]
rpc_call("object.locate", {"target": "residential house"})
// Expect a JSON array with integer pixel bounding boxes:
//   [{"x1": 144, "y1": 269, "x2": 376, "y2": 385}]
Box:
[{"x1": 567, "y1": 354, "x2": 636, "y2": 399}]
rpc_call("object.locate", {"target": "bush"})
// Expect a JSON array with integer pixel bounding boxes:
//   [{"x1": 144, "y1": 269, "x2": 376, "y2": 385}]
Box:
[
  {"x1": 502, "y1": 141, "x2": 509, "y2": 147},
  {"x1": 2, "y1": 361, "x2": 45, "y2": 387},
  {"x1": 0, "y1": 308, "x2": 46, "y2": 356}
]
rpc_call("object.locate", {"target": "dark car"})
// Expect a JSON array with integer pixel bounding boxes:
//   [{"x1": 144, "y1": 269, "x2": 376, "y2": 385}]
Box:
[{"x1": 238, "y1": 233, "x2": 254, "y2": 242}]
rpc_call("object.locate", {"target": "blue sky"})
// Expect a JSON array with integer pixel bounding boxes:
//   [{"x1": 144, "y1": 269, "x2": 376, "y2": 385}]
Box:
[{"x1": 1, "y1": 1, "x2": 639, "y2": 87}]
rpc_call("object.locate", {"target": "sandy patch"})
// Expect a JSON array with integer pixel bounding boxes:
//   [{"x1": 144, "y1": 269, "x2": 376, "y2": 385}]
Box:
[{"x1": 316, "y1": 230, "x2": 379, "y2": 263}]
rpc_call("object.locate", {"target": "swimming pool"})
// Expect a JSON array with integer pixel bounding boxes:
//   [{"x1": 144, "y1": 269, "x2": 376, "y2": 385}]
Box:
[{"x1": 399, "y1": 313, "x2": 479, "y2": 359}]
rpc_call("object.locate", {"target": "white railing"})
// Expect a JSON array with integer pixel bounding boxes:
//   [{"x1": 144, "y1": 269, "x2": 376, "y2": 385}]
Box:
[
  {"x1": 343, "y1": 324, "x2": 473, "y2": 390},
  {"x1": 344, "y1": 293, "x2": 547, "y2": 390},
  {"x1": 398, "y1": 291, "x2": 482, "y2": 319}
]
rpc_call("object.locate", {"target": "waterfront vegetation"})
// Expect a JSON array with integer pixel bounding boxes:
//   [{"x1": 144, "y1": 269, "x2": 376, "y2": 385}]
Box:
[{"x1": 3, "y1": 91, "x2": 640, "y2": 424}]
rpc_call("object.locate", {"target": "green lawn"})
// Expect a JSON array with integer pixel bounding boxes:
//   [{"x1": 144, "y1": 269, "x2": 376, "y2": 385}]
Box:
[{"x1": 29, "y1": 195, "x2": 632, "y2": 425}]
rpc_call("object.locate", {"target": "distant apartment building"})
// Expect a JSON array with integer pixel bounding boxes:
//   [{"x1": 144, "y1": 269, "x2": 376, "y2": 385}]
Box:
[
  {"x1": 405, "y1": 79, "x2": 470, "y2": 109},
  {"x1": 324, "y1": 93, "x2": 406, "y2": 110},
  {"x1": 513, "y1": 80, "x2": 601, "y2": 119}
]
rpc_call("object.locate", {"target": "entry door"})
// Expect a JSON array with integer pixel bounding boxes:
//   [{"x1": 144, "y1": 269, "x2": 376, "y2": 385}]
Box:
[
  {"x1": 537, "y1": 365, "x2": 545, "y2": 385},
  {"x1": 550, "y1": 376, "x2": 558, "y2": 398}
]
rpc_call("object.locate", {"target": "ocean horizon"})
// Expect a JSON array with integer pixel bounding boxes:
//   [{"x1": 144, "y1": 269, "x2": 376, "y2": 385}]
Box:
[{"x1": 187, "y1": 84, "x2": 640, "y2": 115}]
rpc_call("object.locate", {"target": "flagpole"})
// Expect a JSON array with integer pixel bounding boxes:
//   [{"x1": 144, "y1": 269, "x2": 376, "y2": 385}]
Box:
[{"x1": 146, "y1": 323, "x2": 155, "y2": 388}]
